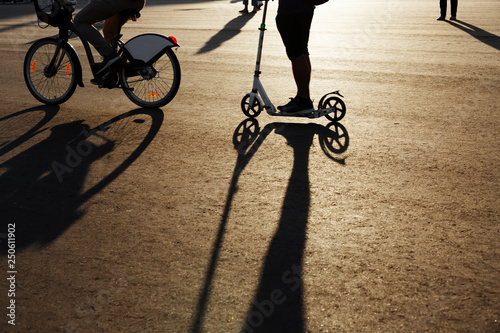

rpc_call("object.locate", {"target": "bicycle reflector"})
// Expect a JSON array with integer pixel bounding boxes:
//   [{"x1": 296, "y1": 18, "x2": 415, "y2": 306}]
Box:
[
  {"x1": 168, "y1": 36, "x2": 178, "y2": 45},
  {"x1": 148, "y1": 93, "x2": 159, "y2": 98},
  {"x1": 31, "y1": 60, "x2": 37, "y2": 73},
  {"x1": 66, "y1": 63, "x2": 71, "y2": 76}
]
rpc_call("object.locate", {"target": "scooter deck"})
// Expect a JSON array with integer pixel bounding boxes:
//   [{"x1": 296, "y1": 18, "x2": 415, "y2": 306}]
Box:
[{"x1": 266, "y1": 107, "x2": 336, "y2": 118}]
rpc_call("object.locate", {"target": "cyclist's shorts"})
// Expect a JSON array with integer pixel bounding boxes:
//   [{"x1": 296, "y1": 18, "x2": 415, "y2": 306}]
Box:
[{"x1": 276, "y1": 10, "x2": 314, "y2": 60}]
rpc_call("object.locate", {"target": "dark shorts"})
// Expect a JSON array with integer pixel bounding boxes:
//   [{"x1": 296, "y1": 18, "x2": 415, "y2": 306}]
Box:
[{"x1": 276, "y1": 10, "x2": 314, "y2": 60}]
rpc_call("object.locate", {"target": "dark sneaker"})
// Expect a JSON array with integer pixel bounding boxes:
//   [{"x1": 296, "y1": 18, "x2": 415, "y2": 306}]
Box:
[
  {"x1": 278, "y1": 96, "x2": 314, "y2": 115},
  {"x1": 450, "y1": 16, "x2": 457, "y2": 20},
  {"x1": 437, "y1": 16, "x2": 445, "y2": 21}
]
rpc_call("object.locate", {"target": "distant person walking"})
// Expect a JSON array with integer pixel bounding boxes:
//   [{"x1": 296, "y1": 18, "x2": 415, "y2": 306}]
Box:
[
  {"x1": 437, "y1": 0, "x2": 458, "y2": 21},
  {"x1": 240, "y1": 0, "x2": 262, "y2": 14}
]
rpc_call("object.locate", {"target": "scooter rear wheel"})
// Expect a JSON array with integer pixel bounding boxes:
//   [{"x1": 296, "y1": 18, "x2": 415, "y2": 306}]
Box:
[
  {"x1": 323, "y1": 97, "x2": 346, "y2": 122},
  {"x1": 241, "y1": 94, "x2": 262, "y2": 118}
]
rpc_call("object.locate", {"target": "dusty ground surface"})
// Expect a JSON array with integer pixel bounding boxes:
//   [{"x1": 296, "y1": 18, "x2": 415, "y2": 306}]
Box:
[{"x1": 0, "y1": 0, "x2": 499, "y2": 332}]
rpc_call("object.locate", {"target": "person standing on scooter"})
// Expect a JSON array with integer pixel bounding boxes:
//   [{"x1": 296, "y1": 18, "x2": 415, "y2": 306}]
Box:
[{"x1": 275, "y1": 0, "x2": 315, "y2": 114}]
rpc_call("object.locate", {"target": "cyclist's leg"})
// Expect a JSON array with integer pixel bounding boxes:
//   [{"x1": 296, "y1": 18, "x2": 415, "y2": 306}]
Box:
[
  {"x1": 74, "y1": 0, "x2": 117, "y2": 59},
  {"x1": 103, "y1": 0, "x2": 144, "y2": 44},
  {"x1": 103, "y1": 14, "x2": 121, "y2": 44},
  {"x1": 74, "y1": 0, "x2": 145, "y2": 59}
]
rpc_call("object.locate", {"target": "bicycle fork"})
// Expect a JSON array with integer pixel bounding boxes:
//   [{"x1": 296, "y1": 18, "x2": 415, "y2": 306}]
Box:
[{"x1": 45, "y1": 40, "x2": 68, "y2": 78}]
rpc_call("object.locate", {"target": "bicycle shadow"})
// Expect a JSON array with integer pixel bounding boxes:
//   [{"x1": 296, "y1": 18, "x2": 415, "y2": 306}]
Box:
[
  {"x1": 0, "y1": 108, "x2": 164, "y2": 252},
  {"x1": 197, "y1": 12, "x2": 256, "y2": 54},
  {"x1": 0, "y1": 105, "x2": 59, "y2": 158},
  {"x1": 190, "y1": 118, "x2": 349, "y2": 332},
  {"x1": 446, "y1": 19, "x2": 500, "y2": 51}
]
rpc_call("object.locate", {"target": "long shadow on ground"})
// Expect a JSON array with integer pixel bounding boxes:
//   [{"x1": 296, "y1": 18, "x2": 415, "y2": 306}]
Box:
[
  {"x1": 191, "y1": 118, "x2": 349, "y2": 332},
  {"x1": 446, "y1": 19, "x2": 500, "y2": 51},
  {"x1": 197, "y1": 12, "x2": 257, "y2": 54},
  {"x1": 0, "y1": 108, "x2": 164, "y2": 252}
]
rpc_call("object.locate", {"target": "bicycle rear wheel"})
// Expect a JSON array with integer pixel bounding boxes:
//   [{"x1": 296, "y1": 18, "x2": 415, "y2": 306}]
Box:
[
  {"x1": 24, "y1": 38, "x2": 77, "y2": 105},
  {"x1": 120, "y1": 48, "x2": 181, "y2": 108}
]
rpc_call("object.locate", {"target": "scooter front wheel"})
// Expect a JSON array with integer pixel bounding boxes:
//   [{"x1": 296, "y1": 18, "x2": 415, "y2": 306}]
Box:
[
  {"x1": 320, "y1": 122, "x2": 349, "y2": 155},
  {"x1": 241, "y1": 94, "x2": 262, "y2": 118},
  {"x1": 232, "y1": 118, "x2": 260, "y2": 151},
  {"x1": 323, "y1": 97, "x2": 346, "y2": 122}
]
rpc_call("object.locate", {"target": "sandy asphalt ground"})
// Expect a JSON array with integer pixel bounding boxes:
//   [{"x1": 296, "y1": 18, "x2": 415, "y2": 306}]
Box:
[{"x1": 0, "y1": 0, "x2": 499, "y2": 332}]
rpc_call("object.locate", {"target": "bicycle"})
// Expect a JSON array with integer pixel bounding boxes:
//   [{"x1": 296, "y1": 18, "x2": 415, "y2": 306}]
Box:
[{"x1": 24, "y1": 0, "x2": 181, "y2": 108}]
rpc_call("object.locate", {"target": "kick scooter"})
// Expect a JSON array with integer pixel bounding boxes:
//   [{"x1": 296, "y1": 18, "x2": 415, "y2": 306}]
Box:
[{"x1": 240, "y1": 0, "x2": 346, "y2": 121}]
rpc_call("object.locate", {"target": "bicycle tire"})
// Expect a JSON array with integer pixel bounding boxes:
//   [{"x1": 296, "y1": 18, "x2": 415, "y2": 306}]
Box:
[
  {"x1": 120, "y1": 48, "x2": 181, "y2": 108},
  {"x1": 24, "y1": 38, "x2": 78, "y2": 105}
]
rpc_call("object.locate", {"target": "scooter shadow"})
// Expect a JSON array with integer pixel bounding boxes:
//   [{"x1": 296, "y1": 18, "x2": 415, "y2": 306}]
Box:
[
  {"x1": 190, "y1": 117, "x2": 349, "y2": 332},
  {"x1": 233, "y1": 118, "x2": 349, "y2": 165},
  {"x1": 234, "y1": 118, "x2": 349, "y2": 331}
]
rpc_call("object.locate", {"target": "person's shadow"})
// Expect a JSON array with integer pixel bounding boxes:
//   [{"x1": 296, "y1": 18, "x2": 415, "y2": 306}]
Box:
[
  {"x1": 446, "y1": 20, "x2": 500, "y2": 51},
  {"x1": 190, "y1": 118, "x2": 349, "y2": 332},
  {"x1": 197, "y1": 12, "x2": 257, "y2": 54},
  {"x1": 0, "y1": 108, "x2": 164, "y2": 252}
]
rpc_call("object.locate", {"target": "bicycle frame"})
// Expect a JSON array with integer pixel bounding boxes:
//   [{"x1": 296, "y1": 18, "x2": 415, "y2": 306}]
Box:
[
  {"x1": 40, "y1": 23, "x2": 97, "y2": 89},
  {"x1": 42, "y1": 0, "x2": 135, "y2": 88},
  {"x1": 47, "y1": 11, "x2": 179, "y2": 87}
]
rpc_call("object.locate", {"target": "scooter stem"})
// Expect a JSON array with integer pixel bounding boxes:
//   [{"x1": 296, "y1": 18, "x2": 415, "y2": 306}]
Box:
[{"x1": 254, "y1": 0, "x2": 269, "y2": 77}]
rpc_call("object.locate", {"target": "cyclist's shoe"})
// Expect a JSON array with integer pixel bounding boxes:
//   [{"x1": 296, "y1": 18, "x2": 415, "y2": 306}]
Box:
[{"x1": 278, "y1": 96, "x2": 314, "y2": 115}]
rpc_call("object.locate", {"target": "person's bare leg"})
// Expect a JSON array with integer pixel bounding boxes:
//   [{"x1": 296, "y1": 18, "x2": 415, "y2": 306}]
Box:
[
  {"x1": 291, "y1": 53, "x2": 311, "y2": 100},
  {"x1": 103, "y1": 14, "x2": 121, "y2": 44}
]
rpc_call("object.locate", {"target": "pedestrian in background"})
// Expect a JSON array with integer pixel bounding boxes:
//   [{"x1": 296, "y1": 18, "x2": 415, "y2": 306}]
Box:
[
  {"x1": 240, "y1": 0, "x2": 262, "y2": 14},
  {"x1": 437, "y1": 0, "x2": 458, "y2": 21}
]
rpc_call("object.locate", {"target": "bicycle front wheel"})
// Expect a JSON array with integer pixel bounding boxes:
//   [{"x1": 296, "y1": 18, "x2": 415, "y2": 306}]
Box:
[
  {"x1": 120, "y1": 48, "x2": 181, "y2": 108},
  {"x1": 24, "y1": 38, "x2": 77, "y2": 105}
]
